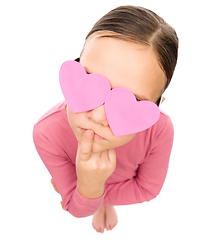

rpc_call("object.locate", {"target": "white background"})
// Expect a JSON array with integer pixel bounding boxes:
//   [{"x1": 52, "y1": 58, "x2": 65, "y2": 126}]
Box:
[{"x1": 1, "y1": 0, "x2": 206, "y2": 239}]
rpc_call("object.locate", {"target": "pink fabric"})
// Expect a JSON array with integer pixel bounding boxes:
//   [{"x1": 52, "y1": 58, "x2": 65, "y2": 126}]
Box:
[{"x1": 33, "y1": 101, "x2": 174, "y2": 218}]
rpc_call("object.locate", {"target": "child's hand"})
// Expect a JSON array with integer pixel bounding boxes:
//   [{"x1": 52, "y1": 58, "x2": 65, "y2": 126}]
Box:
[
  {"x1": 51, "y1": 179, "x2": 59, "y2": 193},
  {"x1": 76, "y1": 130, "x2": 116, "y2": 199},
  {"x1": 50, "y1": 179, "x2": 65, "y2": 210}
]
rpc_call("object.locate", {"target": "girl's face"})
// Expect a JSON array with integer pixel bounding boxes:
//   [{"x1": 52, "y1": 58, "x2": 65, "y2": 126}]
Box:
[{"x1": 66, "y1": 33, "x2": 166, "y2": 153}]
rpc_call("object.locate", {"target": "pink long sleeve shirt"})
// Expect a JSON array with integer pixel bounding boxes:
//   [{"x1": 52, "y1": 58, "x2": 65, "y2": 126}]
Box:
[{"x1": 33, "y1": 101, "x2": 174, "y2": 218}]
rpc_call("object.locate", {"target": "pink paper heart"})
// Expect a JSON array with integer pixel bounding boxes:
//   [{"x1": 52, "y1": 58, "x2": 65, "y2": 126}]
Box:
[
  {"x1": 59, "y1": 61, "x2": 111, "y2": 113},
  {"x1": 104, "y1": 88, "x2": 160, "y2": 136},
  {"x1": 59, "y1": 60, "x2": 160, "y2": 137}
]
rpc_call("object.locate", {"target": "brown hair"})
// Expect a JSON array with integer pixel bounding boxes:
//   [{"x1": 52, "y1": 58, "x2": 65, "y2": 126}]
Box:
[{"x1": 80, "y1": 5, "x2": 179, "y2": 105}]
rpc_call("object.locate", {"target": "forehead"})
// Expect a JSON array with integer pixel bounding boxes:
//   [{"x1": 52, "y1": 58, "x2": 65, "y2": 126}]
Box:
[{"x1": 80, "y1": 35, "x2": 166, "y2": 102}]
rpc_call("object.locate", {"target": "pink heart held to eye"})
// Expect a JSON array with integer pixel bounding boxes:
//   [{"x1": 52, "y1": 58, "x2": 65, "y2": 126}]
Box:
[
  {"x1": 59, "y1": 60, "x2": 111, "y2": 112},
  {"x1": 59, "y1": 60, "x2": 160, "y2": 136}
]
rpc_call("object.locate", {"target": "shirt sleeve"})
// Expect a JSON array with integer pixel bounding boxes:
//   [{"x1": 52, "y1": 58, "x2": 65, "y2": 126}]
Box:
[
  {"x1": 103, "y1": 115, "x2": 174, "y2": 206},
  {"x1": 33, "y1": 124, "x2": 104, "y2": 218}
]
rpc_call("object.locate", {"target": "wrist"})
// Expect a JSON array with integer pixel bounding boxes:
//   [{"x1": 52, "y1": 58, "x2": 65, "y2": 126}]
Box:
[{"x1": 77, "y1": 181, "x2": 105, "y2": 199}]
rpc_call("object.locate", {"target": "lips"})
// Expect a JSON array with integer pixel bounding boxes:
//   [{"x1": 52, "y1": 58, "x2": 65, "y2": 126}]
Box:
[
  {"x1": 79, "y1": 127, "x2": 105, "y2": 140},
  {"x1": 94, "y1": 133, "x2": 105, "y2": 140}
]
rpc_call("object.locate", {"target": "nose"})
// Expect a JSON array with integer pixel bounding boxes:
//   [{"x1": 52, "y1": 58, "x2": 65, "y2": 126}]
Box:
[{"x1": 86, "y1": 104, "x2": 109, "y2": 127}]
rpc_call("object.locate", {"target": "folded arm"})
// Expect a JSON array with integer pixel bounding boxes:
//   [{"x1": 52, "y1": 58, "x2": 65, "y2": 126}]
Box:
[{"x1": 33, "y1": 114, "x2": 173, "y2": 216}]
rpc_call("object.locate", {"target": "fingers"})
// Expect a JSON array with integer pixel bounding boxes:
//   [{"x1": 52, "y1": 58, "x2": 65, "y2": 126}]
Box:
[
  {"x1": 107, "y1": 149, "x2": 116, "y2": 168},
  {"x1": 78, "y1": 130, "x2": 94, "y2": 161},
  {"x1": 51, "y1": 179, "x2": 59, "y2": 193},
  {"x1": 99, "y1": 149, "x2": 116, "y2": 170},
  {"x1": 51, "y1": 180, "x2": 65, "y2": 211},
  {"x1": 60, "y1": 201, "x2": 66, "y2": 211}
]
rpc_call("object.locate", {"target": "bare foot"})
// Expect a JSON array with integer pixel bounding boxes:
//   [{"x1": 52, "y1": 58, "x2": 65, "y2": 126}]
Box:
[
  {"x1": 92, "y1": 206, "x2": 105, "y2": 233},
  {"x1": 105, "y1": 206, "x2": 118, "y2": 231}
]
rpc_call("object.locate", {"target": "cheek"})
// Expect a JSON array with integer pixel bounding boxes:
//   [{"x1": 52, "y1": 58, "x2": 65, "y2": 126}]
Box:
[
  {"x1": 66, "y1": 111, "x2": 75, "y2": 128},
  {"x1": 67, "y1": 112, "x2": 83, "y2": 142},
  {"x1": 112, "y1": 133, "x2": 136, "y2": 148},
  {"x1": 66, "y1": 108, "x2": 81, "y2": 135},
  {"x1": 66, "y1": 106, "x2": 81, "y2": 127}
]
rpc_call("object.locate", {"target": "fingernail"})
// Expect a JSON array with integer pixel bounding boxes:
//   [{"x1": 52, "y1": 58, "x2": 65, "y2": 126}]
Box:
[{"x1": 86, "y1": 131, "x2": 93, "y2": 138}]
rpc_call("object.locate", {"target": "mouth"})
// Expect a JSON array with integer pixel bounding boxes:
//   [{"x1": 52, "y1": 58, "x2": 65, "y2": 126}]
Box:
[{"x1": 79, "y1": 127, "x2": 106, "y2": 140}]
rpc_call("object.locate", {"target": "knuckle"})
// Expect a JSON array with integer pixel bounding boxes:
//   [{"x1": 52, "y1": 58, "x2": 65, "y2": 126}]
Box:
[{"x1": 80, "y1": 150, "x2": 89, "y2": 157}]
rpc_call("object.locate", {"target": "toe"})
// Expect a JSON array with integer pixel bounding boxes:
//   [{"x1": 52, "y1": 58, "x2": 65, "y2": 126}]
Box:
[
  {"x1": 106, "y1": 225, "x2": 111, "y2": 231},
  {"x1": 98, "y1": 227, "x2": 104, "y2": 233}
]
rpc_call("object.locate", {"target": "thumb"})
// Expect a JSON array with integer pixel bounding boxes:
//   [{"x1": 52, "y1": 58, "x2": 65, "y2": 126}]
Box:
[{"x1": 77, "y1": 130, "x2": 94, "y2": 162}]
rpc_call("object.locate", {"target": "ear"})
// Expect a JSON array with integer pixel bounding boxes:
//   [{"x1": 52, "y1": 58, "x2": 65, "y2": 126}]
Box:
[{"x1": 161, "y1": 97, "x2": 166, "y2": 104}]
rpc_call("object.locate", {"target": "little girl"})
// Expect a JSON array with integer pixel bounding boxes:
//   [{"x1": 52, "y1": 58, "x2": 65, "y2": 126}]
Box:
[{"x1": 33, "y1": 6, "x2": 178, "y2": 234}]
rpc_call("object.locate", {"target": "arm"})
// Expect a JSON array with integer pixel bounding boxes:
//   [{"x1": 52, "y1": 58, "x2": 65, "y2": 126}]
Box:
[
  {"x1": 33, "y1": 125, "x2": 116, "y2": 218},
  {"x1": 103, "y1": 115, "x2": 174, "y2": 206},
  {"x1": 33, "y1": 125, "x2": 104, "y2": 218},
  {"x1": 75, "y1": 129, "x2": 116, "y2": 208}
]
